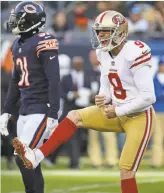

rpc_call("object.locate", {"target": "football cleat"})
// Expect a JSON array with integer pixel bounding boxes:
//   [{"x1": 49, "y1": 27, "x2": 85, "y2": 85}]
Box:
[{"x1": 13, "y1": 137, "x2": 39, "y2": 169}]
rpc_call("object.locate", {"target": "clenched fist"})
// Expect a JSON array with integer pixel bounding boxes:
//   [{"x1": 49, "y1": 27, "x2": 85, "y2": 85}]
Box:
[
  {"x1": 95, "y1": 95, "x2": 106, "y2": 108},
  {"x1": 103, "y1": 104, "x2": 117, "y2": 119}
]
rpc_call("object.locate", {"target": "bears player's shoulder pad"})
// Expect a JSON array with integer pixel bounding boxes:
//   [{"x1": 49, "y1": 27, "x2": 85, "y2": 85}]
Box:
[
  {"x1": 36, "y1": 32, "x2": 59, "y2": 57},
  {"x1": 124, "y1": 40, "x2": 151, "y2": 62}
]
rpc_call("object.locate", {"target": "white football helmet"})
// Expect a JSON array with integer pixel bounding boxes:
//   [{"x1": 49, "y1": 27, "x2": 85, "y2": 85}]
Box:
[{"x1": 91, "y1": 10, "x2": 128, "y2": 52}]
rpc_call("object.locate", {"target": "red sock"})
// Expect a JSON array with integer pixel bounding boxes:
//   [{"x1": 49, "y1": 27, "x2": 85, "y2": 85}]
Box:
[
  {"x1": 121, "y1": 178, "x2": 138, "y2": 193},
  {"x1": 39, "y1": 117, "x2": 77, "y2": 157}
]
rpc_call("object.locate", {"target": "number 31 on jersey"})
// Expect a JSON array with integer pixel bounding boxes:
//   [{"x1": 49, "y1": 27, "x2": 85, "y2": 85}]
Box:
[{"x1": 16, "y1": 57, "x2": 30, "y2": 87}]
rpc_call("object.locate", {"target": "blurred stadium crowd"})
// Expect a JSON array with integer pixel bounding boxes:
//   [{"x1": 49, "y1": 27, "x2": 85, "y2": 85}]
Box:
[
  {"x1": 1, "y1": 1, "x2": 164, "y2": 170},
  {"x1": 1, "y1": 1, "x2": 164, "y2": 40},
  {"x1": 39, "y1": 1, "x2": 164, "y2": 41}
]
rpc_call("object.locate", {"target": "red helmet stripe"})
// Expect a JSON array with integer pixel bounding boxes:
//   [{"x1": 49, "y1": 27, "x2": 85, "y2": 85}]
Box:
[{"x1": 99, "y1": 11, "x2": 108, "y2": 23}]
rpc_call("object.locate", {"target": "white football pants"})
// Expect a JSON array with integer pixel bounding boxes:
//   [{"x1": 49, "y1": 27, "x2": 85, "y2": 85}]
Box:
[{"x1": 17, "y1": 114, "x2": 48, "y2": 149}]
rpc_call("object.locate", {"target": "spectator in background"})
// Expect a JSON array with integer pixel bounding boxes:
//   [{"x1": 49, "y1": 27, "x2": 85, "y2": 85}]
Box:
[
  {"x1": 143, "y1": 1, "x2": 164, "y2": 38},
  {"x1": 127, "y1": 6, "x2": 149, "y2": 37},
  {"x1": 95, "y1": 1, "x2": 109, "y2": 16},
  {"x1": 58, "y1": 54, "x2": 72, "y2": 119},
  {"x1": 89, "y1": 50, "x2": 100, "y2": 85},
  {"x1": 153, "y1": 2, "x2": 164, "y2": 31},
  {"x1": 85, "y1": 2, "x2": 123, "y2": 19},
  {"x1": 59, "y1": 56, "x2": 92, "y2": 169},
  {"x1": 1, "y1": 2, "x2": 12, "y2": 33},
  {"x1": 64, "y1": 3, "x2": 93, "y2": 44},
  {"x1": 58, "y1": 54, "x2": 71, "y2": 80},
  {"x1": 88, "y1": 50, "x2": 100, "y2": 104},
  {"x1": 72, "y1": 2, "x2": 128, "y2": 21},
  {"x1": 152, "y1": 56, "x2": 164, "y2": 168},
  {"x1": 47, "y1": 12, "x2": 69, "y2": 41},
  {"x1": 67, "y1": 2, "x2": 88, "y2": 28},
  {"x1": 108, "y1": 1, "x2": 128, "y2": 17}
]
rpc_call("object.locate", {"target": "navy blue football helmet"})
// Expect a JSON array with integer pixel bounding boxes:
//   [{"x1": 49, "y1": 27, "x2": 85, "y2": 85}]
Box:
[{"x1": 7, "y1": 1, "x2": 46, "y2": 35}]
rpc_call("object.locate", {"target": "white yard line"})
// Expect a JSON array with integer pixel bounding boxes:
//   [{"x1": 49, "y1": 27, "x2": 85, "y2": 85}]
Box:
[
  {"x1": 7, "y1": 179, "x2": 164, "y2": 193},
  {"x1": 50, "y1": 179, "x2": 164, "y2": 193},
  {"x1": 8, "y1": 192, "x2": 24, "y2": 193},
  {"x1": 2, "y1": 170, "x2": 164, "y2": 177},
  {"x1": 52, "y1": 183, "x2": 118, "y2": 192}
]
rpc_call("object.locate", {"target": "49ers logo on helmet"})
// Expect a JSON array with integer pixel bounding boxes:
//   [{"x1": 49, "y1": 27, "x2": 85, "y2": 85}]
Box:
[{"x1": 112, "y1": 14, "x2": 125, "y2": 25}]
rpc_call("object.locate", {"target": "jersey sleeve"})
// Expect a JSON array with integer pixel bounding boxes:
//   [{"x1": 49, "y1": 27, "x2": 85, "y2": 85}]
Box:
[
  {"x1": 126, "y1": 41, "x2": 152, "y2": 74},
  {"x1": 115, "y1": 65, "x2": 156, "y2": 116},
  {"x1": 36, "y1": 33, "x2": 59, "y2": 57},
  {"x1": 99, "y1": 66, "x2": 112, "y2": 104},
  {"x1": 38, "y1": 33, "x2": 60, "y2": 119}
]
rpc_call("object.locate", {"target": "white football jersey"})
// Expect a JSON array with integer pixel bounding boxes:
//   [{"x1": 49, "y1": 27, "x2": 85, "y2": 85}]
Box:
[{"x1": 96, "y1": 40, "x2": 153, "y2": 114}]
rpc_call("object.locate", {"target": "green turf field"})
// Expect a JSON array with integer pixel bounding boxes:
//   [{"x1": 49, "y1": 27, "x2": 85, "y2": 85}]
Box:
[
  {"x1": 1, "y1": 157, "x2": 164, "y2": 193},
  {"x1": 2, "y1": 170, "x2": 164, "y2": 193}
]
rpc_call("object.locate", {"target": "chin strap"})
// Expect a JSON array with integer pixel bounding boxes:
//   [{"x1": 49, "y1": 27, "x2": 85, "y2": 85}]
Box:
[{"x1": 19, "y1": 29, "x2": 39, "y2": 41}]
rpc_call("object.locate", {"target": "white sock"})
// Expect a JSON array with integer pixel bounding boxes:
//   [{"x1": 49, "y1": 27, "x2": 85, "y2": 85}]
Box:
[{"x1": 34, "y1": 149, "x2": 45, "y2": 163}]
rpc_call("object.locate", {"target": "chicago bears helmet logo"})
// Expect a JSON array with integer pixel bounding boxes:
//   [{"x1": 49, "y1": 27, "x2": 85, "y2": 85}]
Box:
[
  {"x1": 112, "y1": 14, "x2": 126, "y2": 25},
  {"x1": 24, "y1": 4, "x2": 36, "y2": 13}
]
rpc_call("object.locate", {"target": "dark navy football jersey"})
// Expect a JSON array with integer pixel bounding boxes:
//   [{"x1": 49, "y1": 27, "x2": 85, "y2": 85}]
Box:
[{"x1": 4, "y1": 32, "x2": 60, "y2": 119}]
